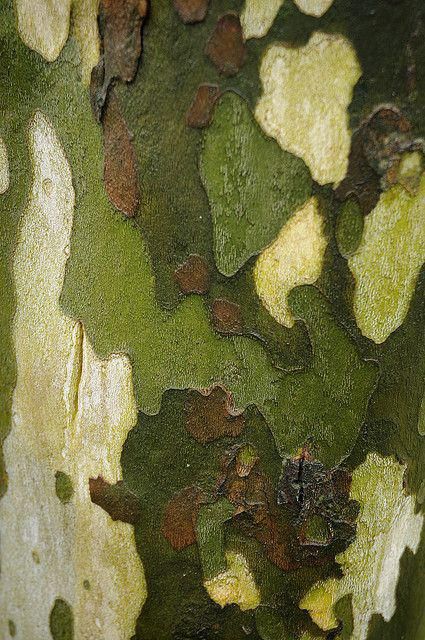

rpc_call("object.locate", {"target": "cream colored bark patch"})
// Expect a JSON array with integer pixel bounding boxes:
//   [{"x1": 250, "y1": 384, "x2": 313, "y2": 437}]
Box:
[
  {"x1": 0, "y1": 111, "x2": 145, "y2": 640},
  {"x1": 204, "y1": 551, "x2": 260, "y2": 611},
  {"x1": 254, "y1": 197, "x2": 327, "y2": 327},
  {"x1": 348, "y1": 174, "x2": 425, "y2": 343},
  {"x1": 295, "y1": 0, "x2": 334, "y2": 16},
  {"x1": 15, "y1": 0, "x2": 72, "y2": 62},
  {"x1": 240, "y1": 0, "x2": 334, "y2": 39},
  {"x1": 255, "y1": 32, "x2": 361, "y2": 185},
  {"x1": 0, "y1": 137, "x2": 9, "y2": 194},
  {"x1": 300, "y1": 453, "x2": 424, "y2": 640},
  {"x1": 72, "y1": 0, "x2": 100, "y2": 85},
  {"x1": 240, "y1": 0, "x2": 284, "y2": 39}
]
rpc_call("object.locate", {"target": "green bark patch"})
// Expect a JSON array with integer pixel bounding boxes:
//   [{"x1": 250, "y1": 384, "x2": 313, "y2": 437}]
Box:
[
  {"x1": 49, "y1": 599, "x2": 74, "y2": 640},
  {"x1": 200, "y1": 91, "x2": 311, "y2": 276},
  {"x1": 54, "y1": 471, "x2": 74, "y2": 504},
  {"x1": 336, "y1": 198, "x2": 364, "y2": 258}
]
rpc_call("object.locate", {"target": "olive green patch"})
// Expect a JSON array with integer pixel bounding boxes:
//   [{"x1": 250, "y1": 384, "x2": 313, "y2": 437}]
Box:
[
  {"x1": 55, "y1": 470, "x2": 74, "y2": 504},
  {"x1": 8, "y1": 619, "x2": 16, "y2": 637},
  {"x1": 336, "y1": 198, "x2": 364, "y2": 258},
  {"x1": 200, "y1": 91, "x2": 311, "y2": 276},
  {"x1": 197, "y1": 498, "x2": 235, "y2": 579},
  {"x1": 49, "y1": 598, "x2": 74, "y2": 640}
]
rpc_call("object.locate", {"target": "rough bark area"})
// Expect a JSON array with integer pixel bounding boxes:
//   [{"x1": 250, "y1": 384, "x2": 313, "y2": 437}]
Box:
[{"x1": 1, "y1": 0, "x2": 425, "y2": 639}]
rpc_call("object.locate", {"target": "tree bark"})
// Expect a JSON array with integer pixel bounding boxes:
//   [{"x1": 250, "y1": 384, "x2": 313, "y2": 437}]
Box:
[{"x1": 1, "y1": 0, "x2": 425, "y2": 639}]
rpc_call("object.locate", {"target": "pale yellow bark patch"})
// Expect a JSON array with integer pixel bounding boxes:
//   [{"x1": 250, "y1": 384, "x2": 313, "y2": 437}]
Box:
[
  {"x1": 15, "y1": 0, "x2": 72, "y2": 62},
  {"x1": 0, "y1": 137, "x2": 9, "y2": 194},
  {"x1": 255, "y1": 32, "x2": 361, "y2": 185},
  {"x1": 72, "y1": 0, "x2": 101, "y2": 85},
  {"x1": 14, "y1": 0, "x2": 100, "y2": 80},
  {"x1": 240, "y1": 0, "x2": 284, "y2": 39},
  {"x1": 204, "y1": 552, "x2": 260, "y2": 611},
  {"x1": 241, "y1": 0, "x2": 334, "y2": 39},
  {"x1": 300, "y1": 453, "x2": 424, "y2": 640},
  {"x1": 295, "y1": 0, "x2": 334, "y2": 17},
  {"x1": 254, "y1": 197, "x2": 327, "y2": 328},
  {"x1": 0, "y1": 111, "x2": 145, "y2": 640},
  {"x1": 348, "y1": 173, "x2": 425, "y2": 343}
]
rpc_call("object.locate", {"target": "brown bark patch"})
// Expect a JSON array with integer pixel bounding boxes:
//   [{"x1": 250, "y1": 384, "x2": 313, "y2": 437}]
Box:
[
  {"x1": 89, "y1": 476, "x2": 142, "y2": 524},
  {"x1": 185, "y1": 387, "x2": 245, "y2": 444},
  {"x1": 211, "y1": 298, "x2": 243, "y2": 334},
  {"x1": 103, "y1": 92, "x2": 139, "y2": 217},
  {"x1": 174, "y1": 0, "x2": 209, "y2": 24},
  {"x1": 205, "y1": 14, "x2": 246, "y2": 77},
  {"x1": 162, "y1": 486, "x2": 207, "y2": 550},
  {"x1": 174, "y1": 254, "x2": 211, "y2": 294},
  {"x1": 186, "y1": 84, "x2": 221, "y2": 128},
  {"x1": 91, "y1": 0, "x2": 148, "y2": 120}
]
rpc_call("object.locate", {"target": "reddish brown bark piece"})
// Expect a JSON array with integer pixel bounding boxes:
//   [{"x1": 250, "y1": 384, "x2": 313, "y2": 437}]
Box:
[
  {"x1": 211, "y1": 298, "x2": 243, "y2": 334},
  {"x1": 103, "y1": 92, "x2": 139, "y2": 217},
  {"x1": 216, "y1": 448, "x2": 300, "y2": 571},
  {"x1": 89, "y1": 476, "x2": 142, "y2": 524},
  {"x1": 161, "y1": 486, "x2": 206, "y2": 550},
  {"x1": 185, "y1": 387, "x2": 245, "y2": 444},
  {"x1": 174, "y1": 254, "x2": 211, "y2": 294},
  {"x1": 173, "y1": 0, "x2": 209, "y2": 23},
  {"x1": 205, "y1": 14, "x2": 246, "y2": 77},
  {"x1": 186, "y1": 84, "x2": 221, "y2": 129},
  {"x1": 91, "y1": 0, "x2": 148, "y2": 119}
]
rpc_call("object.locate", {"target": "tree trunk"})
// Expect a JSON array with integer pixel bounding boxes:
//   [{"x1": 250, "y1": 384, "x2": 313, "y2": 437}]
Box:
[{"x1": 1, "y1": 0, "x2": 425, "y2": 639}]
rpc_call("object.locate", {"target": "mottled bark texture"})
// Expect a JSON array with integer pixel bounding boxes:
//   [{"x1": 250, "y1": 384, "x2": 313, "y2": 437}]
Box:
[{"x1": 1, "y1": 0, "x2": 425, "y2": 639}]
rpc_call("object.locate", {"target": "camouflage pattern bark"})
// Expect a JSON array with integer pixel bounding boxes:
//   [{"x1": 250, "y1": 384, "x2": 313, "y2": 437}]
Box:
[{"x1": 0, "y1": 0, "x2": 425, "y2": 639}]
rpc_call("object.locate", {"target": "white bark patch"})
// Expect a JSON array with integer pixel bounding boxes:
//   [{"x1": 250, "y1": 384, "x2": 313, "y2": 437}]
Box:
[
  {"x1": 0, "y1": 137, "x2": 9, "y2": 194},
  {"x1": 348, "y1": 173, "x2": 425, "y2": 344},
  {"x1": 255, "y1": 32, "x2": 361, "y2": 185},
  {"x1": 0, "y1": 111, "x2": 145, "y2": 640},
  {"x1": 15, "y1": 0, "x2": 72, "y2": 62},
  {"x1": 254, "y1": 196, "x2": 327, "y2": 328},
  {"x1": 300, "y1": 453, "x2": 424, "y2": 639}
]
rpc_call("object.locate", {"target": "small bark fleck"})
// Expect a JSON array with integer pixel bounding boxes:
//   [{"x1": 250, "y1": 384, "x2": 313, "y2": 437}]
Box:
[
  {"x1": 212, "y1": 298, "x2": 244, "y2": 334},
  {"x1": 205, "y1": 14, "x2": 246, "y2": 77},
  {"x1": 174, "y1": 0, "x2": 209, "y2": 24},
  {"x1": 186, "y1": 84, "x2": 221, "y2": 128},
  {"x1": 174, "y1": 254, "x2": 211, "y2": 294}
]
